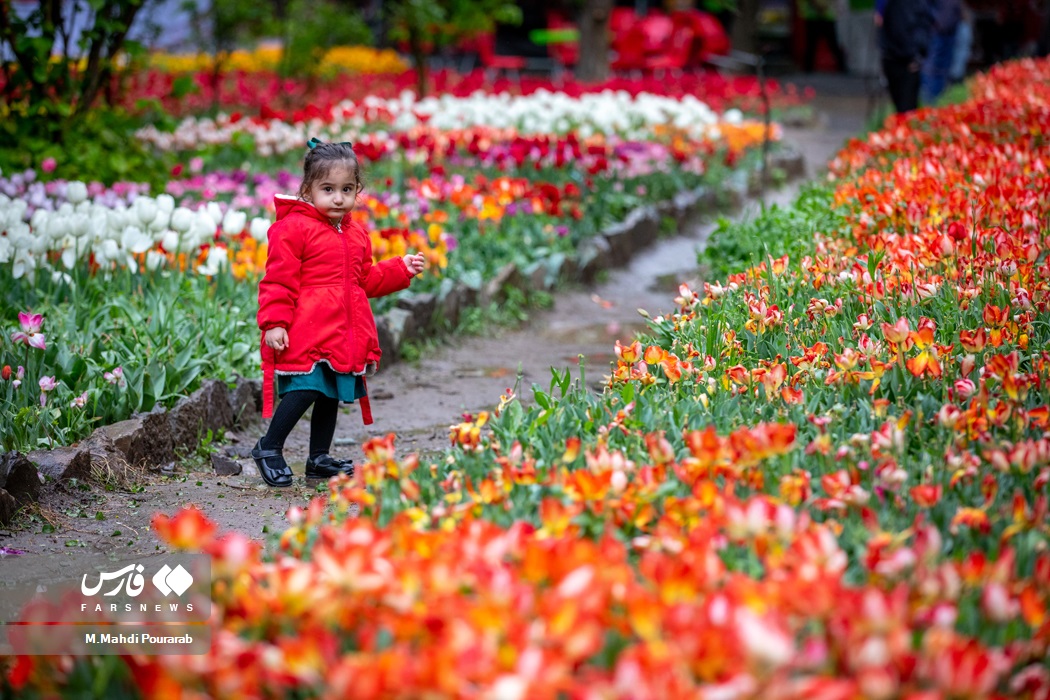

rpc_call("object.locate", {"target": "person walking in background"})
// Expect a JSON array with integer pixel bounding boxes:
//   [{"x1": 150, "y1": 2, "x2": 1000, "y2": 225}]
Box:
[
  {"x1": 923, "y1": 0, "x2": 962, "y2": 101},
  {"x1": 800, "y1": 0, "x2": 848, "y2": 72},
  {"x1": 950, "y1": 2, "x2": 975, "y2": 83},
  {"x1": 876, "y1": 0, "x2": 934, "y2": 113}
]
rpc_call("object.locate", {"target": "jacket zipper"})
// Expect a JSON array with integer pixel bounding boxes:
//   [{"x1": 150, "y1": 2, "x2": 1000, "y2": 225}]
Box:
[{"x1": 337, "y1": 222, "x2": 354, "y2": 354}]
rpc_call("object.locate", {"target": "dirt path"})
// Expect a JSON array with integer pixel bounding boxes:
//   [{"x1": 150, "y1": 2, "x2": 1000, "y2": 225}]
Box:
[{"x1": 0, "y1": 85, "x2": 867, "y2": 563}]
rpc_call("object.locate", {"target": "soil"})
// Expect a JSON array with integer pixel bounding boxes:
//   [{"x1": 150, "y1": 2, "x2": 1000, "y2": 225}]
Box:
[{"x1": 0, "y1": 81, "x2": 867, "y2": 568}]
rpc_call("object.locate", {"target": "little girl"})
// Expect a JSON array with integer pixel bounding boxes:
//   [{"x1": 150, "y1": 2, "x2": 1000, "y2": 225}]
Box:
[{"x1": 253, "y1": 139, "x2": 425, "y2": 487}]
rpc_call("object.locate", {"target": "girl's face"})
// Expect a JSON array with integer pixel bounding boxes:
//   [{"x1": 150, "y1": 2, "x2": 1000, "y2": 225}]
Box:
[{"x1": 304, "y1": 163, "x2": 360, "y2": 225}]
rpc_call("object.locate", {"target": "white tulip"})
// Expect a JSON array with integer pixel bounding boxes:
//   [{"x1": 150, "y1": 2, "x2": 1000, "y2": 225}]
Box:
[
  {"x1": 12, "y1": 249, "x2": 35, "y2": 280},
  {"x1": 134, "y1": 197, "x2": 158, "y2": 226},
  {"x1": 170, "y1": 207, "x2": 194, "y2": 233},
  {"x1": 30, "y1": 208, "x2": 48, "y2": 232},
  {"x1": 155, "y1": 193, "x2": 175, "y2": 213},
  {"x1": 51, "y1": 270, "x2": 73, "y2": 286},
  {"x1": 0, "y1": 236, "x2": 10, "y2": 263},
  {"x1": 249, "y1": 217, "x2": 271, "y2": 242},
  {"x1": 205, "y1": 202, "x2": 224, "y2": 228},
  {"x1": 222, "y1": 209, "x2": 247, "y2": 236},
  {"x1": 61, "y1": 243, "x2": 79, "y2": 270},
  {"x1": 46, "y1": 216, "x2": 70, "y2": 241},
  {"x1": 122, "y1": 225, "x2": 154, "y2": 254},
  {"x1": 97, "y1": 238, "x2": 120, "y2": 263},
  {"x1": 66, "y1": 181, "x2": 88, "y2": 204},
  {"x1": 148, "y1": 209, "x2": 171, "y2": 233},
  {"x1": 196, "y1": 245, "x2": 229, "y2": 276},
  {"x1": 159, "y1": 230, "x2": 179, "y2": 252},
  {"x1": 107, "y1": 207, "x2": 130, "y2": 231},
  {"x1": 146, "y1": 250, "x2": 167, "y2": 271}
]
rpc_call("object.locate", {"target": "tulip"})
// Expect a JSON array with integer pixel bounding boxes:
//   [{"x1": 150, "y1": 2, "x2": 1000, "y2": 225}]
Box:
[
  {"x1": 170, "y1": 207, "x2": 194, "y2": 233},
  {"x1": 249, "y1": 217, "x2": 271, "y2": 242},
  {"x1": 41, "y1": 157, "x2": 56, "y2": 173},
  {"x1": 104, "y1": 367, "x2": 124, "y2": 385},
  {"x1": 65, "y1": 181, "x2": 88, "y2": 204},
  {"x1": 221, "y1": 209, "x2": 247, "y2": 236},
  {"x1": 38, "y1": 375, "x2": 57, "y2": 406},
  {"x1": 69, "y1": 391, "x2": 88, "y2": 408},
  {"x1": 133, "y1": 196, "x2": 158, "y2": 226},
  {"x1": 0, "y1": 365, "x2": 9, "y2": 380}
]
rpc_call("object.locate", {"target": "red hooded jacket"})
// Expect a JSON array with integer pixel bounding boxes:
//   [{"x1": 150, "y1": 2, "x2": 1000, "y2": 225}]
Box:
[{"x1": 258, "y1": 195, "x2": 413, "y2": 422}]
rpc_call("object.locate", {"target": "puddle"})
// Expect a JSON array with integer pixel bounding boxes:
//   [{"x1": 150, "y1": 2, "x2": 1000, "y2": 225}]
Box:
[
  {"x1": 562, "y1": 352, "x2": 617, "y2": 366},
  {"x1": 649, "y1": 271, "x2": 701, "y2": 293},
  {"x1": 452, "y1": 366, "x2": 517, "y2": 379},
  {"x1": 540, "y1": 322, "x2": 651, "y2": 345}
]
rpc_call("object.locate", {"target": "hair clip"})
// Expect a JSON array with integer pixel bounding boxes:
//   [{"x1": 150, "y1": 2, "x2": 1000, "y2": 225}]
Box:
[{"x1": 307, "y1": 137, "x2": 324, "y2": 149}]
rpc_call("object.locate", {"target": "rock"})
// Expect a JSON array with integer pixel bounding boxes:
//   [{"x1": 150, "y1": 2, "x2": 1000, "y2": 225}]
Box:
[
  {"x1": 396, "y1": 292, "x2": 437, "y2": 334},
  {"x1": 0, "y1": 453, "x2": 41, "y2": 504},
  {"x1": 168, "y1": 380, "x2": 233, "y2": 451},
  {"x1": 480, "y1": 263, "x2": 523, "y2": 306},
  {"x1": 0, "y1": 488, "x2": 18, "y2": 526},
  {"x1": 437, "y1": 283, "x2": 476, "y2": 329},
  {"x1": 525, "y1": 261, "x2": 549, "y2": 292},
  {"x1": 223, "y1": 444, "x2": 253, "y2": 460},
  {"x1": 376, "y1": 314, "x2": 397, "y2": 365},
  {"x1": 239, "y1": 460, "x2": 260, "y2": 479},
  {"x1": 228, "y1": 376, "x2": 258, "y2": 427},
  {"x1": 384, "y1": 308, "x2": 415, "y2": 352},
  {"x1": 95, "y1": 410, "x2": 174, "y2": 469},
  {"x1": 211, "y1": 453, "x2": 242, "y2": 476},
  {"x1": 577, "y1": 236, "x2": 612, "y2": 283},
  {"x1": 199, "y1": 380, "x2": 234, "y2": 434},
  {"x1": 27, "y1": 446, "x2": 91, "y2": 482}
]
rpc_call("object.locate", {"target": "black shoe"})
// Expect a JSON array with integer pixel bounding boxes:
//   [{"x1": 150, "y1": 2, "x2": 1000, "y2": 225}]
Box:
[
  {"x1": 251, "y1": 440, "x2": 293, "y2": 487},
  {"x1": 305, "y1": 454, "x2": 354, "y2": 479}
]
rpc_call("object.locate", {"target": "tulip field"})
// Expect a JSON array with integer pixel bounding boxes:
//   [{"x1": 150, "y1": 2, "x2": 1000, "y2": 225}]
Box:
[
  {"x1": 5, "y1": 51, "x2": 1050, "y2": 697},
  {"x1": 0, "y1": 64, "x2": 778, "y2": 454}
]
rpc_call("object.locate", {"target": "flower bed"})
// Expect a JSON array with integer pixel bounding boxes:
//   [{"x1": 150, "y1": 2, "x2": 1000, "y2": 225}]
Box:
[
  {"x1": 119, "y1": 65, "x2": 811, "y2": 122},
  {"x1": 5, "y1": 58, "x2": 1049, "y2": 698},
  {"x1": 0, "y1": 83, "x2": 777, "y2": 453}
]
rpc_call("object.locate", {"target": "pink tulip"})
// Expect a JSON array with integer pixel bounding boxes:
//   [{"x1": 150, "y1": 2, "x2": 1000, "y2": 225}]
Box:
[
  {"x1": 104, "y1": 367, "x2": 125, "y2": 386},
  {"x1": 69, "y1": 391, "x2": 88, "y2": 408},
  {"x1": 41, "y1": 157, "x2": 57, "y2": 173},
  {"x1": 18, "y1": 312, "x2": 42, "y2": 333},
  {"x1": 38, "y1": 375, "x2": 57, "y2": 407}
]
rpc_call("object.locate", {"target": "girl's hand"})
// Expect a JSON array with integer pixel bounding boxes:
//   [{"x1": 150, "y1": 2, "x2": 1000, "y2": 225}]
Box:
[
  {"x1": 265, "y1": 327, "x2": 289, "y2": 351},
  {"x1": 403, "y1": 253, "x2": 425, "y2": 277}
]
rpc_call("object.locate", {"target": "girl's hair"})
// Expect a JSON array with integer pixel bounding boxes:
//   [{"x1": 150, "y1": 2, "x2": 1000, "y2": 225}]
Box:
[{"x1": 297, "y1": 140, "x2": 363, "y2": 199}]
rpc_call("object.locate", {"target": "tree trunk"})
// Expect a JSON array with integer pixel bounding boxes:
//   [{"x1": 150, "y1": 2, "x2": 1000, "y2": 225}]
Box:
[
  {"x1": 409, "y1": 25, "x2": 429, "y2": 97},
  {"x1": 731, "y1": 0, "x2": 760, "y2": 54},
  {"x1": 575, "y1": 0, "x2": 613, "y2": 83}
]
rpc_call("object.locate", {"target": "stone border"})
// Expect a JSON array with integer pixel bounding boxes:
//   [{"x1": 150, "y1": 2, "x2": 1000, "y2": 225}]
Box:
[{"x1": 0, "y1": 145, "x2": 805, "y2": 526}]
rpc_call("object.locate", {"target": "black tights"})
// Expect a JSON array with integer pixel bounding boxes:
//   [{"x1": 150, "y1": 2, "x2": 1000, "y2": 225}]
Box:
[{"x1": 260, "y1": 390, "x2": 338, "y2": 458}]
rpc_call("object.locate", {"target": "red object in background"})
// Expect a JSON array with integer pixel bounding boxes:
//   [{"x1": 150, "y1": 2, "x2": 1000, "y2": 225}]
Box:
[
  {"x1": 610, "y1": 7, "x2": 638, "y2": 37},
  {"x1": 671, "y1": 10, "x2": 730, "y2": 63},
  {"x1": 476, "y1": 32, "x2": 527, "y2": 74},
  {"x1": 545, "y1": 11, "x2": 579, "y2": 69}
]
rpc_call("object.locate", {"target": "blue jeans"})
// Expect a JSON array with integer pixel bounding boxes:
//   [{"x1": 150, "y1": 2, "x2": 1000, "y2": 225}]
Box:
[{"x1": 922, "y1": 29, "x2": 956, "y2": 101}]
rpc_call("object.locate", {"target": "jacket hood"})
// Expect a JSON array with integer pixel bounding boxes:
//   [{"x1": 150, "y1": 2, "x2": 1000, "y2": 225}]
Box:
[{"x1": 274, "y1": 194, "x2": 350, "y2": 227}]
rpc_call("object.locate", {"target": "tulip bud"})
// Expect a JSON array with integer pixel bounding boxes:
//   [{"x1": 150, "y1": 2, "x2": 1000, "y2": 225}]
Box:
[
  {"x1": 170, "y1": 207, "x2": 194, "y2": 234},
  {"x1": 1, "y1": 365, "x2": 10, "y2": 380},
  {"x1": 205, "y1": 202, "x2": 224, "y2": 228},
  {"x1": 133, "y1": 196, "x2": 158, "y2": 226},
  {"x1": 66, "y1": 181, "x2": 88, "y2": 204},
  {"x1": 222, "y1": 209, "x2": 247, "y2": 236},
  {"x1": 155, "y1": 193, "x2": 175, "y2": 213},
  {"x1": 610, "y1": 469, "x2": 627, "y2": 493},
  {"x1": 960, "y1": 354, "x2": 976, "y2": 378},
  {"x1": 250, "y1": 217, "x2": 271, "y2": 242},
  {"x1": 146, "y1": 250, "x2": 167, "y2": 271},
  {"x1": 954, "y1": 378, "x2": 976, "y2": 399}
]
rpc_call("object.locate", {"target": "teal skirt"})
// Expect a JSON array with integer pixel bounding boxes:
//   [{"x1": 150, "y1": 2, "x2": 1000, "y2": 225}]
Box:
[{"x1": 277, "y1": 363, "x2": 366, "y2": 403}]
